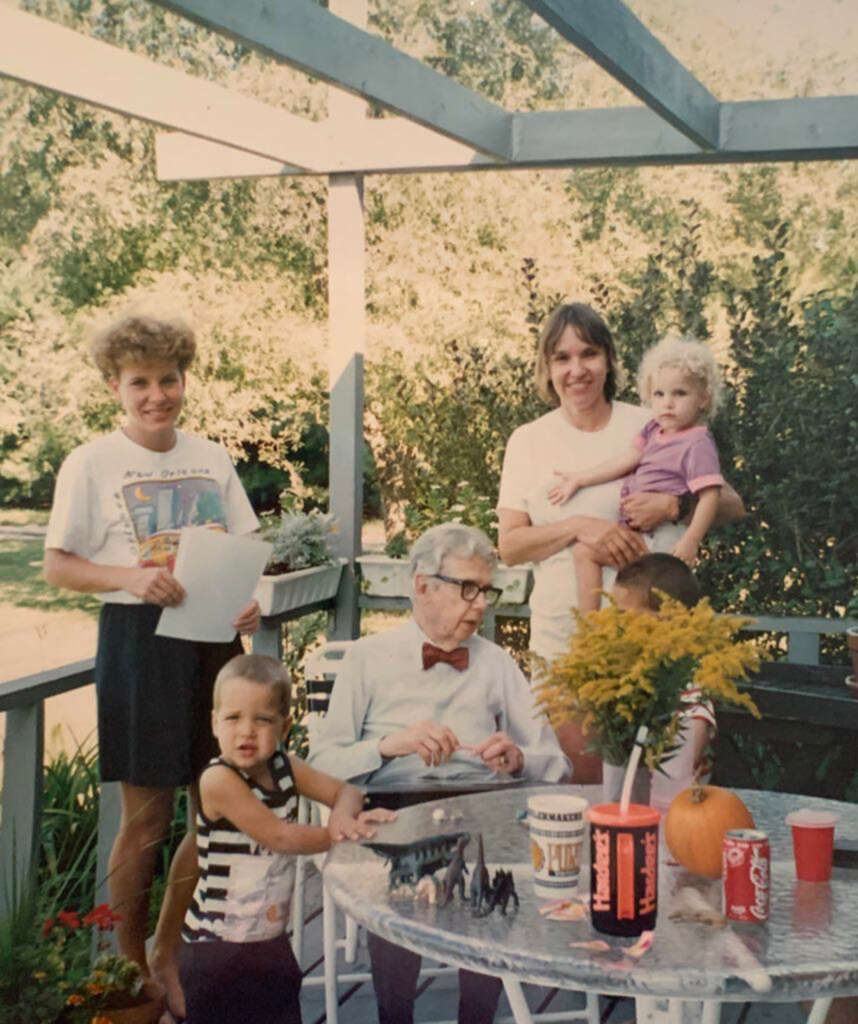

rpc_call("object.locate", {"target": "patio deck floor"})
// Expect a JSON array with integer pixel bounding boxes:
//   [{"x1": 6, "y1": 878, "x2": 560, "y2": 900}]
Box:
[{"x1": 294, "y1": 867, "x2": 805, "y2": 1024}]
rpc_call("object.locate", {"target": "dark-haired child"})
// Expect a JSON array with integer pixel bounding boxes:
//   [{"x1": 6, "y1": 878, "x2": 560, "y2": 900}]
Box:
[{"x1": 612, "y1": 553, "x2": 716, "y2": 812}]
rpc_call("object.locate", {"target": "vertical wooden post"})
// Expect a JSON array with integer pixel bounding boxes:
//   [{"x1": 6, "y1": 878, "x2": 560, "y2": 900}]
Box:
[
  {"x1": 0, "y1": 703, "x2": 43, "y2": 916},
  {"x1": 327, "y1": 0, "x2": 367, "y2": 642},
  {"x1": 94, "y1": 780, "x2": 121, "y2": 954}
]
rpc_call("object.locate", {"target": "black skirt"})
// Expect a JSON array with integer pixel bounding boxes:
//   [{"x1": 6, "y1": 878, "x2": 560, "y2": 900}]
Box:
[{"x1": 94, "y1": 602, "x2": 242, "y2": 787}]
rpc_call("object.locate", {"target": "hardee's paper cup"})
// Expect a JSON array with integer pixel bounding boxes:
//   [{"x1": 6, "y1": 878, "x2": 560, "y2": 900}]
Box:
[
  {"x1": 589, "y1": 802, "x2": 660, "y2": 937},
  {"x1": 527, "y1": 793, "x2": 588, "y2": 899}
]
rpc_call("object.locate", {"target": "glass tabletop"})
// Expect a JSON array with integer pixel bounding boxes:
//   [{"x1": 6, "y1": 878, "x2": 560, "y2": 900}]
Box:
[{"x1": 324, "y1": 785, "x2": 858, "y2": 1002}]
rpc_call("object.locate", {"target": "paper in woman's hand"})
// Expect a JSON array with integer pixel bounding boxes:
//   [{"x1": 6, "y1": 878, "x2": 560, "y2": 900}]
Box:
[{"x1": 156, "y1": 527, "x2": 272, "y2": 643}]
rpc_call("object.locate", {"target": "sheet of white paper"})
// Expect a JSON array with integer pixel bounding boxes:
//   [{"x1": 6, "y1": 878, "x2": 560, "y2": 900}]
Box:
[{"x1": 156, "y1": 527, "x2": 272, "y2": 643}]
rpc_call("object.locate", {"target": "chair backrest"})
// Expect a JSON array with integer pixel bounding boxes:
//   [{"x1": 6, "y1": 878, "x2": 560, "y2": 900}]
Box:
[{"x1": 301, "y1": 640, "x2": 354, "y2": 731}]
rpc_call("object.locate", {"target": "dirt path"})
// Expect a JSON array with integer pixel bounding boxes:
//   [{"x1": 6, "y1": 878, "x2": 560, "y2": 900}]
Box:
[{"x1": 0, "y1": 604, "x2": 98, "y2": 776}]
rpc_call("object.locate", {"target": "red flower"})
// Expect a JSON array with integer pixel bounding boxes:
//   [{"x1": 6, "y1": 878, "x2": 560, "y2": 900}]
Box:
[
  {"x1": 83, "y1": 904, "x2": 122, "y2": 930},
  {"x1": 42, "y1": 917, "x2": 55, "y2": 937},
  {"x1": 57, "y1": 909, "x2": 81, "y2": 929}
]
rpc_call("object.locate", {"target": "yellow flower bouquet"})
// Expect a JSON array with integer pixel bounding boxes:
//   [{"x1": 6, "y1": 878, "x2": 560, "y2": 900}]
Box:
[{"x1": 534, "y1": 595, "x2": 762, "y2": 770}]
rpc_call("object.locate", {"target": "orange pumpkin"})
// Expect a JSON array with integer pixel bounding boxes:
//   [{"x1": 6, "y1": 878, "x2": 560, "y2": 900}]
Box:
[{"x1": 664, "y1": 785, "x2": 755, "y2": 878}]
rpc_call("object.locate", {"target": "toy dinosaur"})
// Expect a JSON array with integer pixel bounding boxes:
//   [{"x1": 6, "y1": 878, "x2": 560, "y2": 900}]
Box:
[
  {"x1": 364, "y1": 831, "x2": 470, "y2": 889},
  {"x1": 441, "y1": 834, "x2": 471, "y2": 906},
  {"x1": 470, "y1": 833, "x2": 490, "y2": 914},
  {"x1": 475, "y1": 868, "x2": 519, "y2": 917}
]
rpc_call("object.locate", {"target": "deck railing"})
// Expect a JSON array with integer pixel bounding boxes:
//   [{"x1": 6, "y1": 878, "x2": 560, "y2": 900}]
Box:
[{"x1": 1, "y1": 594, "x2": 854, "y2": 916}]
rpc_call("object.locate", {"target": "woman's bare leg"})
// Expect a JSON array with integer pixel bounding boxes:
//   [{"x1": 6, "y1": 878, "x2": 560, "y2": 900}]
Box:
[
  {"x1": 149, "y1": 784, "x2": 201, "y2": 1020},
  {"x1": 573, "y1": 541, "x2": 603, "y2": 613},
  {"x1": 109, "y1": 783, "x2": 174, "y2": 970}
]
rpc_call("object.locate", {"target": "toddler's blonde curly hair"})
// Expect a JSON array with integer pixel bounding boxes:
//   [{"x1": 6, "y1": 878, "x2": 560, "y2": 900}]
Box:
[{"x1": 636, "y1": 335, "x2": 723, "y2": 419}]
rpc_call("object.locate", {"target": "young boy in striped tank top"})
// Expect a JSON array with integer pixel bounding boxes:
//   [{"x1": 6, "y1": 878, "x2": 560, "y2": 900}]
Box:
[{"x1": 180, "y1": 654, "x2": 394, "y2": 1023}]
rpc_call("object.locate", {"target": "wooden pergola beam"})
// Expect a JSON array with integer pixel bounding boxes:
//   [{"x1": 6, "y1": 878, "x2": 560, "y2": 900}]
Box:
[
  {"x1": 155, "y1": 96, "x2": 858, "y2": 181},
  {"x1": 519, "y1": 0, "x2": 720, "y2": 150},
  {"x1": 0, "y1": 6, "x2": 329, "y2": 171},
  {"x1": 151, "y1": 0, "x2": 515, "y2": 161}
]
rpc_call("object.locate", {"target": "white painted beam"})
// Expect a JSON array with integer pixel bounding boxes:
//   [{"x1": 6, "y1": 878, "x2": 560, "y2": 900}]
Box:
[
  {"x1": 156, "y1": 96, "x2": 858, "y2": 181},
  {"x1": 0, "y1": 5, "x2": 328, "y2": 171},
  {"x1": 519, "y1": 0, "x2": 720, "y2": 150},
  {"x1": 150, "y1": 0, "x2": 514, "y2": 160}
]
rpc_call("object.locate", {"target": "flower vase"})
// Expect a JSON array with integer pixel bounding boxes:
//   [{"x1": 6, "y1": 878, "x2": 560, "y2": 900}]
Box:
[
  {"x1": 98, "y1": 1000, "x2": 163, "y2": 1024},
  {"x1": 602, "y1": 760, "x2": 651, "y2": 807}
]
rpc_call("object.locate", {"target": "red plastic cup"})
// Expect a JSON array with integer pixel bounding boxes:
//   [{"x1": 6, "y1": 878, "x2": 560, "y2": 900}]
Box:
[{"x1": 785, "y1": 809, "x2": 838, "y2": 882}]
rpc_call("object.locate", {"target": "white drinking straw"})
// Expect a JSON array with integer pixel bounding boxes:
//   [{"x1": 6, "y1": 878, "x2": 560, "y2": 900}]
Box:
[{"x1": 619, "y1": 725, "x2": 649, "y2": 816}]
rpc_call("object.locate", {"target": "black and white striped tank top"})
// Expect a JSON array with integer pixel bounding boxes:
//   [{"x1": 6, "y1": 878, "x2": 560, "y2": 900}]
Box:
[{"x1": 182, "y1": 749, "x2": 298, "y2": 944}]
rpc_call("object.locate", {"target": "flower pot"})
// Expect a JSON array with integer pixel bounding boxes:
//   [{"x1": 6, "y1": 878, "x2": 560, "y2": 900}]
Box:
[
  {"x1": 493, "y1": 563, "x2": 533, "y2": 605},
  {"x1": 100, "y1": 1000, "x2": 163, "y2": 1024},
  {"x1": 602, "y1": 760, "x2": 651, "y2": 806},
  {"x1": 255, "y1": 559, "x2": 346, "y2": 616},
  {"x1": 848, "y1": 627, "x2": 858, "y2": 680},
  {"x1": 357, "y1": 555, "x2": 411, "y2": 598}
]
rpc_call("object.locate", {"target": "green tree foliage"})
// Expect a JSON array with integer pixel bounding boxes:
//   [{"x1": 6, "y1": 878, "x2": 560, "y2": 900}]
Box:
[{"x1": 366, "y1": 339, "x2": 545, "y2": 540}]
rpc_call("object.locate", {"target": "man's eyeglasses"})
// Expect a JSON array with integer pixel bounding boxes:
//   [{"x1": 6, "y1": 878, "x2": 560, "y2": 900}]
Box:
[{"x1": 430, "y1": 573, "x2": 503, "y2": 606}]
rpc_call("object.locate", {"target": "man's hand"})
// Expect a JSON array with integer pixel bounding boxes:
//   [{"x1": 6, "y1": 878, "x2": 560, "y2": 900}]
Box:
[
  {"x1": 578, "y1": 521, "x2": 648, "y2": 569},
  {"x1": 233, "y1": 598, "x2": 261, "y2": 635},
  {"x1": 619, "y1": 492, "x2": 677, "y2": 533},
  {"x1": 471, "y1": 732, "x2": 524, "y2": 775},
  {"x1": 126, "y1": 567, "x2": 185, "y2": 607},
  {"x1": 378, "y1": 721, "x2": 460, "y2": 766},
  {"x1": 547, "y1": 471, "x2": 580, "y2": 506},
  {"x1": 328, "y1": 806, "x2": 397, "y2": 842}
]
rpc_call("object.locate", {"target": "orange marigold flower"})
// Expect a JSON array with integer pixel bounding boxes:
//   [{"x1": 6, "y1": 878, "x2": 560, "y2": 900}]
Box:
[
  {"x1": 91, "y1": 1017, "x2": 113, "y2": 1024},
  {"x1": 86, "y1": 983, "x2": 105, "y2": 995},
  {"x1": 66, "y1": 993, "x2": 85, "y2": 1006}
]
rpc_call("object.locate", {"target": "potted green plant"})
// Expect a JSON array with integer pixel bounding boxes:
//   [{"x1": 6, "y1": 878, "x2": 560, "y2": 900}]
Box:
[
  {"x1": 255, "y1": 509, "x2": 346, "y2": 617},
  {"x1": 358, "y1": 487, "x2": 532, "y2": 603}
]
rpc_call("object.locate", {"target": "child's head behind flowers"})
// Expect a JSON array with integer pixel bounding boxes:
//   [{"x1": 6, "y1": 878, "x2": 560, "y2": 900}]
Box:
[
  {"x1": 613, "y1": 552, "x2": 699, "y2": 613},
  {"x1": 212, "y1": 654, "x2": 292, "y2": 781}
]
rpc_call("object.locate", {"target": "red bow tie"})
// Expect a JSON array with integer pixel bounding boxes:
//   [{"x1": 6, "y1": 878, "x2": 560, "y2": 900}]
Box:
[{"x1": 422, "y1": 642, "x2": 469, "y2": 672}]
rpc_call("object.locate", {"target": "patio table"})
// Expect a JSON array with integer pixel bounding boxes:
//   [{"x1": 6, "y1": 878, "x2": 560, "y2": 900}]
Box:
[{"x1": 324, "y1": 784, "x2": 858, "y2": 1024}]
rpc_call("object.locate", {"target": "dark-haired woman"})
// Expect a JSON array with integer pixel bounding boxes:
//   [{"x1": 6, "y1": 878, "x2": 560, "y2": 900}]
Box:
[{"x1": 497, "y1": 303, "x2": 742, "y2": 779}]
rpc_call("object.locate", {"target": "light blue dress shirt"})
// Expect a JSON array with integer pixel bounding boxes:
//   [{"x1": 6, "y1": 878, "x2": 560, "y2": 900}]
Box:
[{"x1": 308, "y1": 618, "x2": 570, "y2": 785}]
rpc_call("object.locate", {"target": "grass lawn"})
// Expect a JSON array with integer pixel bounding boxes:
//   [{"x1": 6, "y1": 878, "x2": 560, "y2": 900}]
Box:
[
  {"x1": 0, "y1": 538, "x2": 100, "y2": 616},
  {"x1": 0, "y1": 508, "x2": 49, "y2": 525}
]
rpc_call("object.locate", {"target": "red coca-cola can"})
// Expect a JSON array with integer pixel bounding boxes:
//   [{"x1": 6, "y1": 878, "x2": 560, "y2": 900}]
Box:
[{"x1": 722, "y1": 829, "x2": 770, "y2": 923}]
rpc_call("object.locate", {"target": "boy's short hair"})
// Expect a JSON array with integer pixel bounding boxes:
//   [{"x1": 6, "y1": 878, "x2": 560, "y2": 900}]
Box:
[
  {"x1": 615, "y1": 553, "x2": 700, "y2": 610},
  {"x1": 91, "y1": 314, "x2": 196, "y2": 379},
  {"x1": 213, "y1": 654, "x2": 292, "y2": 716}
]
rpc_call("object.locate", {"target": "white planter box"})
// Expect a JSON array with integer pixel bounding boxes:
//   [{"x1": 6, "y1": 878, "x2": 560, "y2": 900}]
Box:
[
  {"x1": 255, "y1": 559, "x2": 346, "y2": 616},
  {"x1": 357, "y1": 555, "x2": 411, "y2": 598},
  {"x1": 494, "y1": 563, "x2": 533, "y2": 605},
  {"x1": 358, "y1": 555, "x2": 532, "y2": 605}
]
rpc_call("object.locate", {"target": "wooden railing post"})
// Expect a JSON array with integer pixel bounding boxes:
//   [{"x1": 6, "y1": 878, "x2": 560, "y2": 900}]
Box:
[{"x1": 0, "y1": 702, "x2": 44, "y2": 915}]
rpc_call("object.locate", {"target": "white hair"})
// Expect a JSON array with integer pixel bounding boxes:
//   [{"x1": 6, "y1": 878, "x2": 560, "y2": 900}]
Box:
[
  {"x1": 409, "y1": 523, "x2": 496, "y2": 595},
  {"x1": 636, "y1": 335, "x2": 723, "y2": 418}
]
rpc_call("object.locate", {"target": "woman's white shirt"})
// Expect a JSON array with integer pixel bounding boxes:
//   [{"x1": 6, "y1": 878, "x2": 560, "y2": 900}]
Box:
[{"x1": 498, "y1": 402, "x2": 652, "y2": 658}]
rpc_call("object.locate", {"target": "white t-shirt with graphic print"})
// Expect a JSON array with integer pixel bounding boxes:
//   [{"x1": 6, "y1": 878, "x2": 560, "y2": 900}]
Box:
[{"x1": 46, "y1": 429, "x2": 258, "y2": 604}]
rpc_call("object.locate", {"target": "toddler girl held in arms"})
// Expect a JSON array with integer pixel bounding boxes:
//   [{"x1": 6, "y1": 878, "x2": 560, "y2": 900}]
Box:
[
  {"x1": 180, "y1": 654, "x2": 394, "y2": 1024},
  {"x1": 549, "y1": 336, "x2": 725, "y2": 613}
]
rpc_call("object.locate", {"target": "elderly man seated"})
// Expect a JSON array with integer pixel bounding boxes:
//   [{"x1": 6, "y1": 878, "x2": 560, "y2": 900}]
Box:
[{"x1": 310, "y1": 522, "x2": 569, "y2": 1024}]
